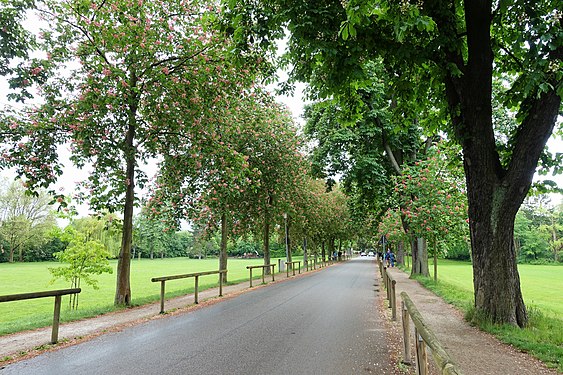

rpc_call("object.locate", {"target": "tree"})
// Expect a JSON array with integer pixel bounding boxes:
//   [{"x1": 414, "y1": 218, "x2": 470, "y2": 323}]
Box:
[
  {"x1": 49, "y1": 227, "x2": 113, "y2": 309},
  {"x1": 229, "y1": 97, "x2": 307, "y2": 273},
  {"x1": 302, "y1": 95, "x2": 436, "y2": 274},
  {"x1": 71, "y1": 213, "x2": 122, "y2": 258},
  {"x1": 0, "y1": 179, "x2": 55, "y2": 262},
  {"x1": 152, "y1": 89, "x2": 307, "y2": 275},
  {"x1": 541, "y1": 204, "x2": 563, "y2": 262},
  {"x1": 224, "y1": 0, "x2": 562, "y2": 327},
  {"x1": 387, "y1": 143, "x2": 469, "y2": 279},
  {"x1": 0, "y1": 0, "x2": 47, "y2": 102},
  {"x1": 134, "y1": 210, "x2": 171, "y2": 260},
  {"x1": 1, "y1": 0, "x2": 255, "y2": 306}
]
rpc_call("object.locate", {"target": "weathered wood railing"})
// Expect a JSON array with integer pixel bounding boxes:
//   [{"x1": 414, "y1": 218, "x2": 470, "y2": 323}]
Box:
[
  {"x1": 285, "y1": 261, "x2": 301, "y2": 277},
  {"x1": 246, "y1": 264, "x2": 275, "y2": 287},
  {"x1": 151, "y1": 270, "x2": 227, "y2": 314},
  {"x1": 401, "y1": 292, "x2": 463, "y2": 375},
  {"x1": 381, "y1": 264, "x2": 397, "y2": 321},
  {"x1": 305, "y1": 259, "x2": 315, "y2": 271},
  {"x1": 0, "y1": 288, "x2": 81, "y2": 344}
]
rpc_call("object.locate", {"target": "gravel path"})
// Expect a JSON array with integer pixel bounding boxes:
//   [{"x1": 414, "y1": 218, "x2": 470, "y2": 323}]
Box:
[{"x1": 384, "y1": 266, "x2": 558, "y2": 375}]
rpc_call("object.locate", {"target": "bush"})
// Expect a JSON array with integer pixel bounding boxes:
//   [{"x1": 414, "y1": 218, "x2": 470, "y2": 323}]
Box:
[
  {"x1": 444, "y1": 240, "x2": 471, "y2": 261},
  {"x1": 23, "y1": 238, "x2": 67, "y2": 262}
]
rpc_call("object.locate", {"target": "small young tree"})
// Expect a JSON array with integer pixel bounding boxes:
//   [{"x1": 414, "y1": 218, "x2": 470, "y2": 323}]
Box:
[{"x1": 49, "y1": 229, "x2": 113, "y2": 309}]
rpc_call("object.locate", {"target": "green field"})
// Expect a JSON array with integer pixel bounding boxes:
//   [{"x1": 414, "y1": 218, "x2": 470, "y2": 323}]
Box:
[
  {"x1": 0, "y1": 257, "x2": 294, "y2": 335},
  {"x1": 426, "y1": 259, "x2": 563, "y2": 372},
  {"x1": 431, "y1": 259, "x2": 563, "y2": 317}
]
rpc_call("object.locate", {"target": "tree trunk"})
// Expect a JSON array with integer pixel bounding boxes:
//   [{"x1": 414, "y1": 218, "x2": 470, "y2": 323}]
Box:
[
  {"x1": 302, "y1": 237, "x2": 308, "y2": 265},
  {"x1": 321, "y1": 241, "x2": 326, "y2": 262},
  {"x1": 115, "y1": 150, "x2": 134, "y2": 306},
  {"x1": 263, "y1": 208, "x2": 271, "y2": 274},
  {"x1": 285, "y1": 215, "x2": 292, "y2": 264},
  {"x1": 328, "y1": 238, "x2": 335, "y2": 260},
  {"x1": 429, "y1": 0, "x2": 562, "y2": 327},
  {"x1": 397, "y1": 240, "x2": 404, "y2": 265},
  {"x1": 470, "y1": 193, "x2": 528, "y2": 326},
  {"x1": 8, "y1": 246, "x2": 14, "y2": 263},
  {"x1": 433, "y1": 241, "x2": 438, "y2": 282},
  {"x1": 219, "y1": 212, "x2": 228, "y2": 283},
  {"x1": 411, "y1": 237, "x2": 429, "y2": 277},
  {"x1": 114, "y1": 77, "x2": 137, "y2": 306}
]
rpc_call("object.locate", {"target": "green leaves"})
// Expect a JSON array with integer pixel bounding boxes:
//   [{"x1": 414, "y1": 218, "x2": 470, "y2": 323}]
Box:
[{"x1": 49, "y1": 235, "x2": 113, "y2": 294}]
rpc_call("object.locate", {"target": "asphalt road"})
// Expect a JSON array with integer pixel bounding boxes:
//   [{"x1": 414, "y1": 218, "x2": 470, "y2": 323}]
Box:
[{"x1": 1, "y1": 257, "x2": 391, "y2": 375}]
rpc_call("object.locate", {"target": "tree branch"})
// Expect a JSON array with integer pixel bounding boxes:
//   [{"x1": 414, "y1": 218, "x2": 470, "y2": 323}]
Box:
[{"x1": 377, "y1": 118, "x2": 402, "y2": 175}]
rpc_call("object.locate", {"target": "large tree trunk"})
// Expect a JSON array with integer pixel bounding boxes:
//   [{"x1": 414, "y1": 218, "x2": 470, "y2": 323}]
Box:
[
  {"x1": 430, "y1": 0, "x2": 562, "y2": 326},
  {"x1": 397, "y1": 240, "x2": 404, "y2": 265},
  {"x1": 219, "y1": 212, "x2": 228, "y2": 283},
  {"x1": 114, "y1": 77, "x2": 137, "y2": 306},
  {"x1": 302, "y1": 237, "x2": 308, "y2": 265},
  {"x1": 115, "y1": 143, "x2": 134, "y2": 306},
  {"x1": 469, "y1": 189, "x2": 527, "y2": 326},
  {"x1": 411, "y1": 237, "x2": 429, "y2": 276}
]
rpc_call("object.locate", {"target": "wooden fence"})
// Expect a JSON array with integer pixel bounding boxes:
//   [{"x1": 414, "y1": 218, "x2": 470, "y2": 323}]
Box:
[
  {"x1": 0, "y1": 288, "x2": 81, "y2": 344},
  {"x1": 246, "y1": 264, "x2": 275, "y2": 287},
  {"x1": 285, "y1": 261, "x2": 301, "y2": 277},
  {"x1": 400, "y1": 292, "x2": 463, "y2": 375},
  {"x1": 151, "y1": 270, "x2": 227, "y2": 313}
]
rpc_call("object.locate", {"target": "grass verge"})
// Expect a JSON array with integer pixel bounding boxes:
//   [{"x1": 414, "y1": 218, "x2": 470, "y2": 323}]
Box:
[
  {"x1": 0, "y1": 256, "x2": 301, "y2": 336},
  {"x1": 411, "y1": 273, "x2": 563, "y2": 372}
]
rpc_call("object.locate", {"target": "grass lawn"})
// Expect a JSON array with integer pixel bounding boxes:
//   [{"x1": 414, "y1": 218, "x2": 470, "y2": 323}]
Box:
[
  {"x1": 431, "y1": 259, "x2": 563, "y2": 317},
  {"x1": 420, "y1": 259, "x2": 563, "y2": 372},
  {"x1": 0, "y1": 257, "x2": 294, "y2": 336}
]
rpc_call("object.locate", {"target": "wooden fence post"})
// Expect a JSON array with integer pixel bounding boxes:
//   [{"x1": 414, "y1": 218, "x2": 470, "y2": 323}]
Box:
[
  {"x1": 391, "y1": 279, "x2": 397, "y2": 320},
  {"x1": 194, "y1": 275, "x2": 199, "y2": 304},
  {"x1": 51, "y1": 295, "x2": 62, "y2": 344},
  {"x1": 415, "y1": 328, "x2": 428, "y2": 375},
  {"x1": 271, "y1": 265, "x2": 275, "y2": 281},
  {"x1": 219, "y1": 272, "x2": 223, "y2": 297},
  {"x1": 160, "y1": 281, "x2": 166, "y2": 314},
  {"x1": 402, "y1": 301, "x2": 411, "y2": 365}
]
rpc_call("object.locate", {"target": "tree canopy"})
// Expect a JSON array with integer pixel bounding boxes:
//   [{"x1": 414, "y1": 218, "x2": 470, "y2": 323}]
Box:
[{"x1": 223, "y1": 0, "x2": 562, "y2": 326}]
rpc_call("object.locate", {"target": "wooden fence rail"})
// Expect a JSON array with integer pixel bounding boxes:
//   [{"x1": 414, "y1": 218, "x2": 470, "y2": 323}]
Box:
[
  {"x1": 246, "y1": 264, "x2": 275, "y2": 287},
  {"x1": 0, "y1": 288, "x2": 81, "y2": 344},
  {"x1": 401, "y1": 292, "x2": 463, "y2": 375},
  {"x1": 305, "y1": 259, "x2": 315, "y2": 271},
  {"x1": 381, "y1": 264, "x2": 397, "y2": 320},
  {"x1": 151, "y1": 270, "x2": 227, "y2": 314},
  {"x1": 285, "y1": 261, "x2": 301, "y2": 277}
]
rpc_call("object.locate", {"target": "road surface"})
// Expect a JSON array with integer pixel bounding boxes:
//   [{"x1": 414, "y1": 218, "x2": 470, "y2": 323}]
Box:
[{"x1": 1, "y1": 258, "x2": 392, "y2": 374}]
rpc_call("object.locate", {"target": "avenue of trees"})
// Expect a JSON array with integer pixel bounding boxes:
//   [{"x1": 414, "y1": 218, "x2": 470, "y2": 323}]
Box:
[
  {"x1": 0, "y1": 0, "x2": 561, "y2": 329},
  {"x1": 0, "y1": 0, "x2": 356, "y2": 305},
  {"x1": 223, "y1": 0, "x2": 562, "y2": 327}
]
